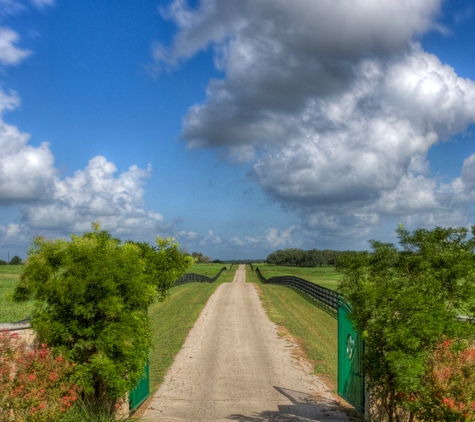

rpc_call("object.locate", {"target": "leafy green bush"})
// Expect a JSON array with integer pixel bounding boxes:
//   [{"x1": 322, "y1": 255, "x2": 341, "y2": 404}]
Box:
[
  {"x1": 13, "y1": 224, "x2": 192, "y2": 410},
  {"x1": 337, "y1": 225, "x2": 475, "y2": 421}
]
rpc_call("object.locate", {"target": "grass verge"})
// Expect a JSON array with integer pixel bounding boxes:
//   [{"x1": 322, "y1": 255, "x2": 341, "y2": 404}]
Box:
[
  {"x1": 0, "y1": 265, "x2": 34, "y2": 323},
  {"x1": 246, "y1": 266, "x2": 338, "y2": 389},
  {"x1": 254, "y1": 264, "x2": 342, "y2": 291},
  {"x1": 147, "y1": 268, "x2": 235, "y2": 392}
]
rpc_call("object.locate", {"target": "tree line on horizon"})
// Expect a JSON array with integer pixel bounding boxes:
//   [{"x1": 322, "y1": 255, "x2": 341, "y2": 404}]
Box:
[
  {"x1": 266, "y1": 247, "x2": 354, "y2": 267},
  {"x1": 0, "y1": 255, "x2": 23, "y2": 265}
]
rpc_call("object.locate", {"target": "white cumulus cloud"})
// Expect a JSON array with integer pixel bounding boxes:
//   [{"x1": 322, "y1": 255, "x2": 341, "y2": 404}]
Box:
[
  {"x1": 0, "y1": 90, "x2": 57, "y2": 204},
  {"x1": 157, "y1": 0, "x2": 475, "y2": 244},
  {"x1": 0, "y1": 26, "x2": 30, "y2": 65},
  {"x1": 20, "y1": 156, "x2": 168, "y2": 238}
]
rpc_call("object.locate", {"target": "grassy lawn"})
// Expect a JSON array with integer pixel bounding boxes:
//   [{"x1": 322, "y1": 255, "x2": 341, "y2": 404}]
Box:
[
  {"x1": 254, "y1": 264, "x2": 342, "y2": 291},
  {"x1": 148, "y1": 268, "x2": 235, "y2": 392},
  {"x1": 246, "y1": 266, "x2": 338, "y2": 389},
  {"x1": 186, "y1": 263, "x2": 230, "y2": 277},
  {"x1": 0, "y1": 265, "x2": 34, "y2": 323}
]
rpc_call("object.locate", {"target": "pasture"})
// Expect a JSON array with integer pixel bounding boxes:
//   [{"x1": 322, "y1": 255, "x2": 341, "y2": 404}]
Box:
[
  {"x1": 186, "y1": 262, "x2": 230, "y2": 277},
  {"x1": 0, "y1": 265, "x2": 34, "y2": 323},
  {"x1": 255, "y1": 264, "x2": 342, "y2": 291}
]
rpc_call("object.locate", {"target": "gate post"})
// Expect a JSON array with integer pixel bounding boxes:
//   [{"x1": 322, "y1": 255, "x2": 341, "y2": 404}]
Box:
[{"x1": 338, "y1": 299, "x2": 364, "y2": 413}]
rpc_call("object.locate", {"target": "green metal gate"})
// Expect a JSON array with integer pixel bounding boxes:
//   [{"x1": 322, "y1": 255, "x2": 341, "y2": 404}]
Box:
[
  {"x1": 338, "y1": 300, "x2": 364, "y2": 413},
  {"x1": 129, "y1": 360, "x2": 150, "y2": 411}
]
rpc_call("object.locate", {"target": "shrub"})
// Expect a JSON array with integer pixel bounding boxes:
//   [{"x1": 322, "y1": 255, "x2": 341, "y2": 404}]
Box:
[
  {"x1": 337, "y1": 225, "x2": 475, "y2": 421},
  {"x1": 412, "y1": 339, "x2": 475, "y2": 421},
  {"x1": 13, "y1": 224, "x2": 192, "y2": 410}
]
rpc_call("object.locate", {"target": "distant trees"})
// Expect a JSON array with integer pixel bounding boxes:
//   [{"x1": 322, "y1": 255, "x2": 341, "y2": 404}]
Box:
[
  {"x1": 266, "y1": 248, "x2": 350, "y2": 266},
  {"x1": 9, "y1": 255, "x2": 22, "y2": 265},
  {"x1": 0, "y1": 256, "x2": 22, "y2": 265},
  {"x1": 191, "y1": 251, "x2": 211, "y2": 263}
]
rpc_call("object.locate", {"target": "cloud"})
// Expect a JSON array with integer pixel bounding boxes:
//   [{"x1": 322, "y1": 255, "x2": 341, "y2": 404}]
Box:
[
  {"x1": 20, "y1": 156, "x2": 169, "y2": 239},
  {"x1": 0, "y1": 0, "x2": 25, "y2": 18},
  {"x1": 0, "y1": 1, "x2": 174, "y2": 255},
  {"x1": 230, "y1": 226, "x2": 300, "y2": 249},
  {"x1": 0, "y1": 90, "x2": 172, "y2": 243},
  {"x1": 0, "y1": 90, "x2": 57, "y2": 204},
  {"x1": 29, "y1": 0, "x2": 54, "y2": 8},
  {"x1": 158, "y1": 0, "x2": 475, "y2": 244},
  {"x1": 0, "y1": 222, "x2": 31, "y2": 256},
  {"x1": 199, "y1": 229, "x2": 223, "y2": 246},
  {"x1": 0, "y1": 26, "x2": 30, "y2": 65},
  {"x1": 251, "y1": 47, "x2": 475, "y2": 210},
  {"x1": 177, "y1": 230, "x2": 199, "y2": 240}
]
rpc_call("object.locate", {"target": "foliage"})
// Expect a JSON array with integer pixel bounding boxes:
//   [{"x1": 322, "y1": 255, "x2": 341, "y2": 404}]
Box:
[
  {"x1": 9, "y1": 255, "x2": 23, "y2": 265},
  {"x1": 0, "y1": 331, "x2": 78, "y2": 422},
  {"x1": 266, "y1": 248, "x2": 353, "y2": 267},
  {"x1": 55, "y1": 398, "x2": 139, "y2": 422},
  {"x1": 191, "y1": 251, "x2": 211, "y2": 263},
  {"x1": 13, "y1": 224, "x2": 192, "y2": 407},
  {"x1": 0, "y1": 259, "x2": 7, "y2": 265},
  {"x1": 337, "y1": 226, "x2": 475, "y2": 421}
]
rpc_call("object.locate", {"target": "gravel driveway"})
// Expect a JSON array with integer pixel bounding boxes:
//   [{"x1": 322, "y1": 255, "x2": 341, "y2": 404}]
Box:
[{"x1": 141, "y1": 264, "x2": 349, "y2": 422}]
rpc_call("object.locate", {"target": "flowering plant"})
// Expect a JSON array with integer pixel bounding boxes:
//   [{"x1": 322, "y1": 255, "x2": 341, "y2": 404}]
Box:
[
  {"x1": 414, "y1": 338, "x2": 475, "y2": 421},
  {"x1": 0, "y1": 331, "x2": 79, "y2": 422}
]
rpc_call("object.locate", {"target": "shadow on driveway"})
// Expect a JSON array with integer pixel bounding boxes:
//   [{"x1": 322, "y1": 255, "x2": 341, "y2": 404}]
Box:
[{"x1": 225, "y1": 386, "x2": 351, "y2": 421}]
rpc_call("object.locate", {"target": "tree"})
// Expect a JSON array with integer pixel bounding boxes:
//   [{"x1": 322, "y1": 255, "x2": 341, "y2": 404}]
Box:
[
  {"x1": 8, "y1": 255, "x2": 22, "y2": 265},
  {"x1": 337, "y1": 226, "x2": 475, "y2": 421},
  {"x1": 14, "y1": 224, "x2": 192, "y2": 411},
  {"x1": 191, "y1": 251, "x2": 211, "y2": 263}
]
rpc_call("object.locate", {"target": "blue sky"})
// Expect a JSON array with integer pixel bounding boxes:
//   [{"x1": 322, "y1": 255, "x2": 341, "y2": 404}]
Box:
[{"x1": 1, "y1": 0, "x2": 475, "y2": 261}]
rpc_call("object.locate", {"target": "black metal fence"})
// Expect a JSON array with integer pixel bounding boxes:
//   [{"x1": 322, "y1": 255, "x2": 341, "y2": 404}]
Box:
[
  {"x1": 255, "y1": 267, "x2": 341, "y2": 318},
  {"x1": 174, "y1": 266, "x2": 228, "y2": 286}
]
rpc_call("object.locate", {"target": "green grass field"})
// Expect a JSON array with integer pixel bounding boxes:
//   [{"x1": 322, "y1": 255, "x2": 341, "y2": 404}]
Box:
[
  {"x1": 148, "y1": 267, "x2": 235, "y2": 392},
  {"x1": 254, "y1": 264, "x2": 342, "y2": 291},
  {"x1": 246, "y1": 265, "x2": 338, "y2": 389},
  {"x1": 0, "y1": 265, "x2": 34, "y2": 323},
  {"x1": 186, "y1": 263, "x2": 230, "y2": 277}
]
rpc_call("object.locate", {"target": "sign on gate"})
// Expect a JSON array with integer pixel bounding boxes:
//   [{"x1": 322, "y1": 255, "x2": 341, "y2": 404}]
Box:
[
  {"x1": 338, "y1": 300, "x2": 364, "y2": 413},
  {"x1": 129, "y1": 360, "x2": 150, "y2": 411}
]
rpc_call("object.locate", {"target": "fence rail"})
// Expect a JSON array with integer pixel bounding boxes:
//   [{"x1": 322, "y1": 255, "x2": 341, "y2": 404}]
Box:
[
  {"x1": 255, "y1": 267, "x2": 341, "y2": 318},
  {"x1": 173, "y1": 266, "x2": 227, "y2": 286}
]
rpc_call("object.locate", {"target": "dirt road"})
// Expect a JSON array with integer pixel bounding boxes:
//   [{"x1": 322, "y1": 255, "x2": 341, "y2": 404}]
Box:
[{"x1": 142, "y1": 264, "x2": 349, "y2": 421}]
